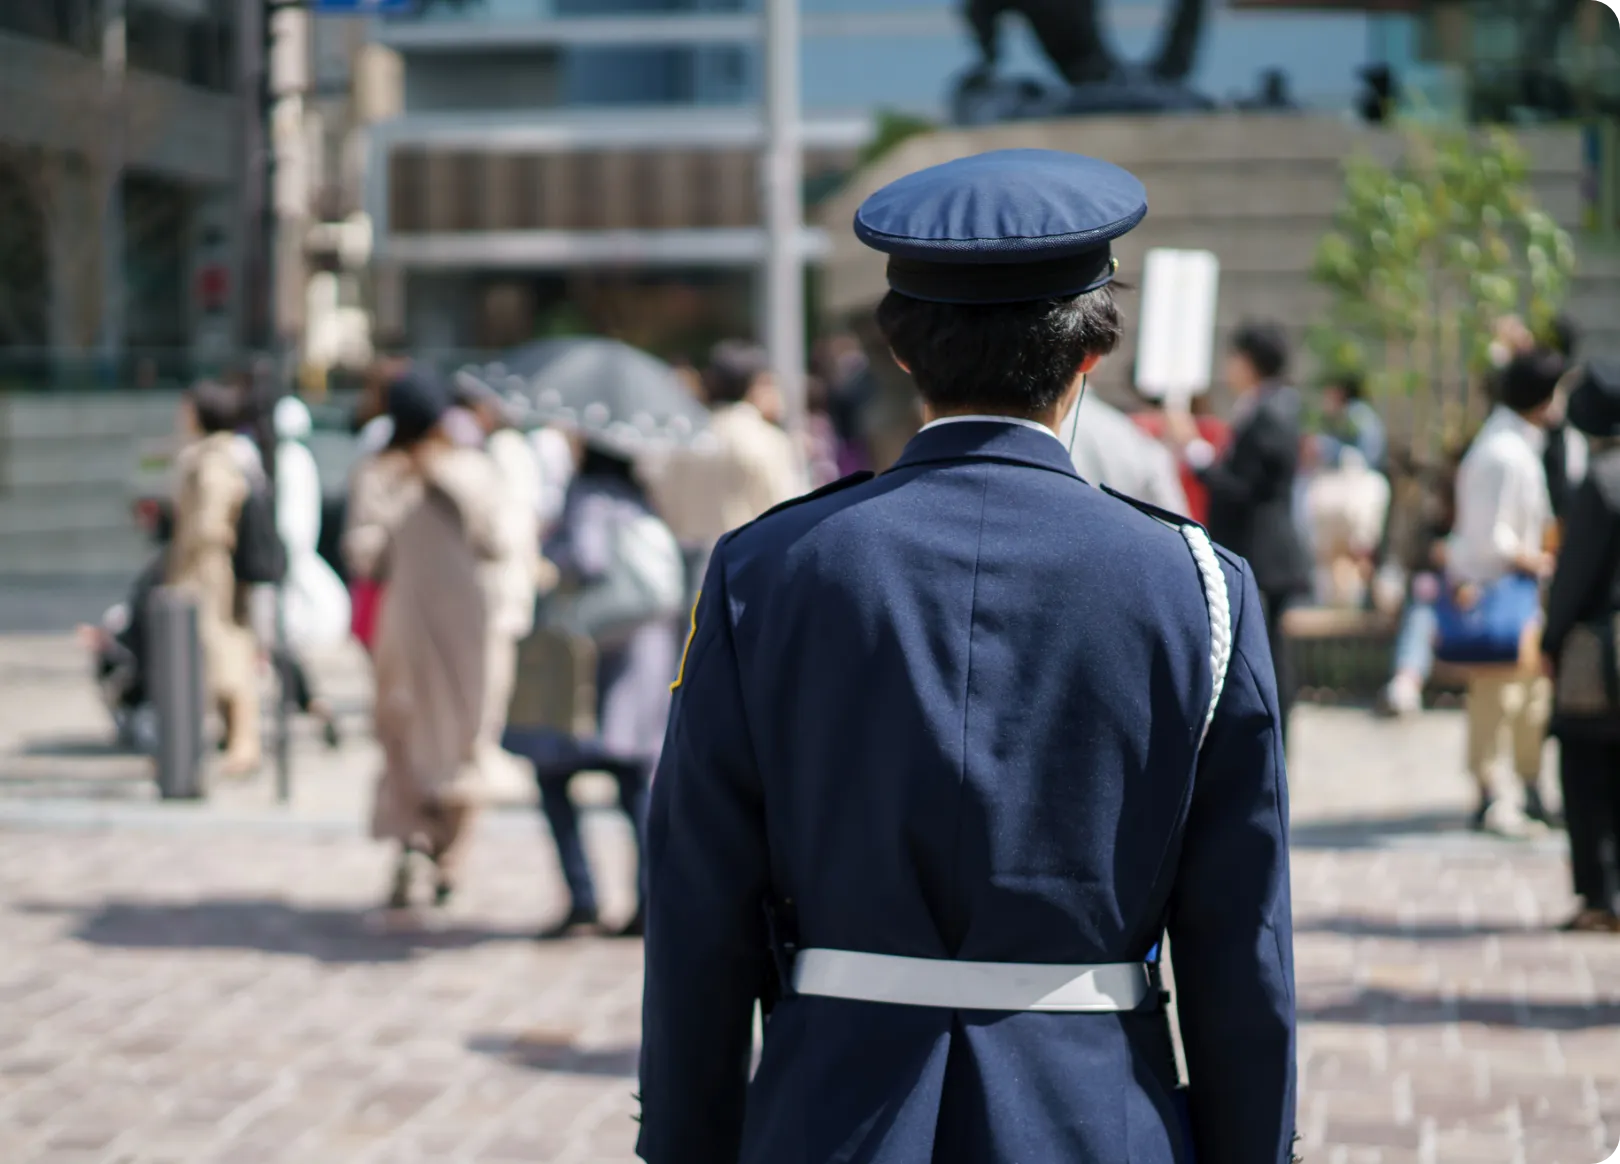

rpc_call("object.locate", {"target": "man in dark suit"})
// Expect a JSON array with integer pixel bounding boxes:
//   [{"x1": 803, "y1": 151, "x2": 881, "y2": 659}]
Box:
[
  {"x1": 1169, "y1": 323, "x2": 1311, "y2": 745},
  {"x1": 1542, "y1": 360, "x2": 1620, "y2": 931},
  {"x1": 637, "y1": 150, "x2": 1296, "y2": 1164}
]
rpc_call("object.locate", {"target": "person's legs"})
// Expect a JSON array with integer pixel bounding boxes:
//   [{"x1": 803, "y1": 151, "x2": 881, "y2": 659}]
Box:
[
  {"x1": 503, "y1": 726, "x2": 602, "y2": 933},
  {"x1": 220, "y1": 681, "x2": 262, "y2": 774},
  {"x1": 1465, "y1": 672, "x2": 1507, "y2": 825},
  {"x1": 425, "y1": 801, "x2": 477, "y2": 905},
  {"x1": 1383, "y1": 599, "x2": 1437, "y2": 715},
  {"x1": 1559, "y1": 735, "x2": 1611, "y2": 914},
  {"x1": 610, "y1": 761, "x2": 650, "y2": 935},
  {"x1": 536, "y1": 772, "x2": 600, "y2": 926},
  {"x1": 272, "y1": 649, "x2": 313, "y2": 713},
  {"x1": 1507, "y1": 676, "x2": 1555, "y2": 823}
]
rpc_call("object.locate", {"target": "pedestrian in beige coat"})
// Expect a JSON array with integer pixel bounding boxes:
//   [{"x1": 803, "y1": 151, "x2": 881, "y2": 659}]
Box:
[
  {"x1": 366, "y1": 369, "x2": 517, "y2": 908},
  {"x1": 645, "y1": 340, "x2": 808, "y2": 597},
  {"x1": 451, "y1": 376, "x2": 547, "y2": 761},
  {"x1": 168, "y1": 380, "x2": 262, "y2": 776}
]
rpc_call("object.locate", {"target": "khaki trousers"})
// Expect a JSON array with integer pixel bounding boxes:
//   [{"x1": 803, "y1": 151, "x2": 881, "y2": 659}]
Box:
[{"x1": 1465, "y1": 671, "x2": 1551, "y2": 792}]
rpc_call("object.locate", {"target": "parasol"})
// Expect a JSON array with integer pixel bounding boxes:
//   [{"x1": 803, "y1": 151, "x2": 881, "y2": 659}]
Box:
[{"x1": 458, "y1": 338, "x2": 709, "y2": 457}]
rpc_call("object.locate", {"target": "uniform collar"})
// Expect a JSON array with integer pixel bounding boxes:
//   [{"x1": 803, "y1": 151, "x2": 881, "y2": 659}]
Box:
[{"x1": 894, "y1": 416, "x2": 1080, "y2": 479}]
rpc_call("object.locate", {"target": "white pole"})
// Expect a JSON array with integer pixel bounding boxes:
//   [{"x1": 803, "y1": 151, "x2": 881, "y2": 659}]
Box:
[
  {"x1": 762, "y1": 0, "x2": 805, "y2": 435},
  {"x1": 100, "y1": 0, "x2": 126, "y2": 382}
]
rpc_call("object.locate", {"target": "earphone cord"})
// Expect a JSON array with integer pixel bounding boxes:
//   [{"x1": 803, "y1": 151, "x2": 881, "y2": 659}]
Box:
[{"x1": 1067, "y1": 374, "x2": 1088, "y2": 459}]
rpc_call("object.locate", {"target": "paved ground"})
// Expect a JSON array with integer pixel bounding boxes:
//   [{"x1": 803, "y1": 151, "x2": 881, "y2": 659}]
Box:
[{"x1": 2, "y1": 629, "x2": 1618, "y2": 1164}]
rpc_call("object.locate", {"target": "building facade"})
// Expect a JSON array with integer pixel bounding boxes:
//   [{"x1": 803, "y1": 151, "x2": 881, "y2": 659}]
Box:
[
  {"x1": 0, "y1": 0, "x2": 245, "y2": 388},
  {"x1": 364, "y1": 0, "x2": 1391, "y2": 359}
]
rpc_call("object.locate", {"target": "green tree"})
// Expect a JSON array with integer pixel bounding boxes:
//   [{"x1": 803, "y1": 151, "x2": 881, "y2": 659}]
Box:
[{"x1": 1309, "y1": 124, "x2": 1576, "y2": 468}]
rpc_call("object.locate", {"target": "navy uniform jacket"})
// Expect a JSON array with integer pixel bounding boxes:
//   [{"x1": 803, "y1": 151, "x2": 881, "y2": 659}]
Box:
[{"x1": 638, "y1": 419, "x2": 1296, "y2": 1164}]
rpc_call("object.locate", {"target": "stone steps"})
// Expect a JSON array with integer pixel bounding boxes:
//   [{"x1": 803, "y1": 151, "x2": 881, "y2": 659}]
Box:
[{"x1": 0, "y1": 392, "x2": 180, "y2": 581}]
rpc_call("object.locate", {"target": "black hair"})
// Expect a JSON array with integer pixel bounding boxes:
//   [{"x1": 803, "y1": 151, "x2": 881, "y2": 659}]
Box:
[
  {"x1": 580, "y1": 444, "x2": 641, "y2": 488},
  {"x1": 1230, "y1": 321, "x2": 1289, "y2": 381},
  {"x1": 705, "y1": 340, "x2": 769, "y2": 406},
  {"x1": 1499, "y1": 348, "x2": 1566, "y2": 415},
  {"x1": 188, "y1": 379, "x2": 246, "y2": 434},
  {"x1": 874, "y1": 286, "x2": 1123, "y2": 416},
  {"x1": 1546, "y1": 314, "x2": 1579, "y2": 360},
  {"x1": 1325, "y1": 372, "x2": 1363, "y2": 401},
  {"x1": 384, "y1": 367, "x2": 451, "y2": 450}
]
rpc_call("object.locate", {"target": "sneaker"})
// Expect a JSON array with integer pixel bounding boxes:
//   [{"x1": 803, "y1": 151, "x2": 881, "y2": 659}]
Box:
[
  {"x1": 1481, "y1": 797, "x2": 1545, "y2": 839},
  {"x1": 1377, "y1": 675, "x2": 1423, "y2": 718}
]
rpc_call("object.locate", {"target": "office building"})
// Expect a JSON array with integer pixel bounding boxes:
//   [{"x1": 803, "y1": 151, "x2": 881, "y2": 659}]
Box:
[{"x1": 366, "y1": 0, "x2": 1392, "y2": 357}]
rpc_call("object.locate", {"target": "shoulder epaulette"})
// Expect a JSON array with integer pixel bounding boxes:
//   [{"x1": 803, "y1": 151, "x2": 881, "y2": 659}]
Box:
[
  {"x1": 1100, "y1": 483, "x2": 1205, "y2": 533},
  {"x1": 741, "y1": 470, "x2": 876, "y2": 531}
]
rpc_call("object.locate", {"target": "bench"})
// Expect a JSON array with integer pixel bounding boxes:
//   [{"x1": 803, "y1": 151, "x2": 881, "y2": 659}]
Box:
[{"x1": 1281, "y1": 606, "x2": 1468, "y2": 706}]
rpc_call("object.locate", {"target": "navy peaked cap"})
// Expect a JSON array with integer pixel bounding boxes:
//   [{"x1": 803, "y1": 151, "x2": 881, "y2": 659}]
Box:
[{"x1": 854, "y1": 149, "x2": 1147, "y2": 305}]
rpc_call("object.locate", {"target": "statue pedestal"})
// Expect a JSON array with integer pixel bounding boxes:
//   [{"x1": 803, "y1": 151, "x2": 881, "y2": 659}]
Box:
[{"x1": 950, "y1": 70, "x2": 1215, "y2": 126}]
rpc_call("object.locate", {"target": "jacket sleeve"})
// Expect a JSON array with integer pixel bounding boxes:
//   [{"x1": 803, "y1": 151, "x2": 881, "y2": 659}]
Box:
[
  {"x1": 1542, "y1": 480, "x2": 1619, "y2": 661},
  {"x1": 637, "y1": 541, "x2": 770, "y2": 1164},
  {"x1": 1196, "y1": 405, "x2": 1293, "y2": 511},
  {"x1": 343, "y1": 456, "x2": 392, "y2": 581},
  {"x1": 1168, "y1": 559, "x2": 1297, "y2": 1164}
]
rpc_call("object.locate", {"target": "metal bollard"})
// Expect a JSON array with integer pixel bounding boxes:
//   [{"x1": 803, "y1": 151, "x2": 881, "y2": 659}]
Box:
[{"x1": 148, "y1": 586, "x2": 206, "y2": 800}]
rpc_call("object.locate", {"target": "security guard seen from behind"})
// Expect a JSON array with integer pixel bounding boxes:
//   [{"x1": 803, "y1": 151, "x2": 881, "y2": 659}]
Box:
[{"x1": 638, "y1": 150, "x2": 1296, "y2": 1164}]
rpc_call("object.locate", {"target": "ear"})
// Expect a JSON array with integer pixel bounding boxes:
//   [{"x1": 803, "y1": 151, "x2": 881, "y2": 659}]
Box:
[
  {"x1": 1078, "y1": 353, "x2": 1102, "y2": 376},
  {"x1": 889, "y1": 349, "x2": 911, "y2": 375}
]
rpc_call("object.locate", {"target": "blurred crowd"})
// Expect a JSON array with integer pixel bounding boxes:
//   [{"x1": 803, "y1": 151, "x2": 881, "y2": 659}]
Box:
[
  {"x1": 82, "y1": 315, "x2": 1620, "y2": 937},
  {"x1": 1127, "y1": 315, "x2": 1620, "y2": 932}
]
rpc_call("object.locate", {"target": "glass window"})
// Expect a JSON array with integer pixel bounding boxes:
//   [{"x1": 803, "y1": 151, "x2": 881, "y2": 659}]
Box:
[{"x1": 0, "y1": 0, "x2": 101, "y2": 52}]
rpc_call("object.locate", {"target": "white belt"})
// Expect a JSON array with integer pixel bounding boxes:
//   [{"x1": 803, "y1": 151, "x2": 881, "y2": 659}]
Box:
[{"x1": 791, "y1": 948, "x2": 1154, "y2": 1013}]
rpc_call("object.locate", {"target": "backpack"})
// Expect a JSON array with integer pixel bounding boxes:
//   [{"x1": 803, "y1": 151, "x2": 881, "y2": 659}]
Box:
[
  {"x1": 543, "y1": 508, "x2": 685, "y2": 648},
  {"x1": 234, "y1": 485, "x2": 288, "y2": 585}
]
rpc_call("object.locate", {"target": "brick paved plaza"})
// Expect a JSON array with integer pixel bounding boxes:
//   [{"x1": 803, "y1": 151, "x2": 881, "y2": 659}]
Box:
[{"x1": 2, "y1": 632, "x2": 1619, "y2": 1164}]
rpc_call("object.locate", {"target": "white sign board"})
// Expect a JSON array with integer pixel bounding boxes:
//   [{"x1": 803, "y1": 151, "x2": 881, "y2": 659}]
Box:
[{"x1": 1134, "y1": 248, "x2": 1220, "y2": 407}]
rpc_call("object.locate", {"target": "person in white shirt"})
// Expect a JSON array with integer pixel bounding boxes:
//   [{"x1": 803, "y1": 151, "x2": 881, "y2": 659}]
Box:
[{"x1": 1445, "y1": 349, "x2": 1563, "y2": 833}]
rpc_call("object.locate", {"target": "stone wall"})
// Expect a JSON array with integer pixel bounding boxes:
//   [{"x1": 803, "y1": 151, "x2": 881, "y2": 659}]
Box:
[{"x1": 819, "y1": 113, "x2": 1620, "y2": 422}]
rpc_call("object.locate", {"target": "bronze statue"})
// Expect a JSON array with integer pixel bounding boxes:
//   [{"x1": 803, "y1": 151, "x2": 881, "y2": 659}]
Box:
[{"x1": 961, "y1": 0, "x2": 1208, "y2": 99}]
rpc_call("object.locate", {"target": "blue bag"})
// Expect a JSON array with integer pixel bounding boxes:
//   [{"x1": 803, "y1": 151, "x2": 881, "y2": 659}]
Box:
[{"x1": 1433, "y1": 574, "x2": 1541, "y2": 665}]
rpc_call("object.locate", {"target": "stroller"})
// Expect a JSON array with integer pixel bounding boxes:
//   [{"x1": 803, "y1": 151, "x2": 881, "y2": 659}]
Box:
[{"x1": 80, "y1": 497, "x2": 172, "y2": 752}]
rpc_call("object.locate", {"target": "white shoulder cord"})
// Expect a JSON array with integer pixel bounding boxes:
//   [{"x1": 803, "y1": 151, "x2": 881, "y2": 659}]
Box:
[{"x1": 1179, "y1": 525, "x2": 1232, "y2": 747}]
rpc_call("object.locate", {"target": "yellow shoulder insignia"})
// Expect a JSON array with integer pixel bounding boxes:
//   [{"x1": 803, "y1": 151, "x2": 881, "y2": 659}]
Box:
[{"x1": 670, "y1": 590, "x2": 701, "y2": 691}]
